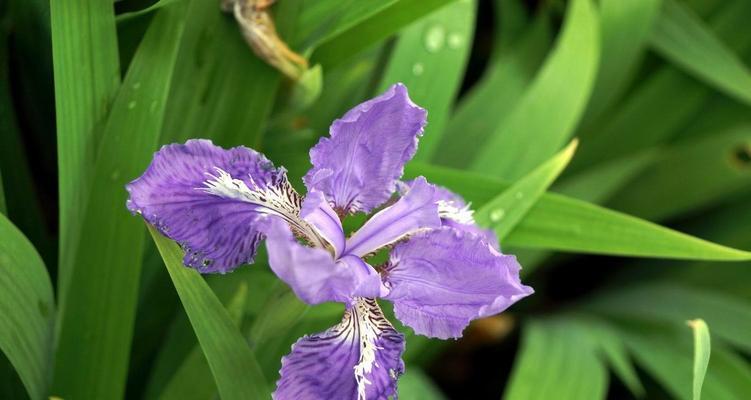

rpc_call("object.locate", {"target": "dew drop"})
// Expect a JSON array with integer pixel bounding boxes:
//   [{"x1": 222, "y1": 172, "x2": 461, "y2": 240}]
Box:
[
  {"x1": 149, "y1": 100, "x2": 159, "y2": 113},
  {"x1": 447, "y1": 33, "x2": 464, "y2": 49},
  {"x1": 489, "y1": 209, "x2": 505, "y2": 222},
  {"x1": 128, "y1": 101, "x2": 137, "y2": 109},
  {"x1": 412, "y1": 62, "x2": 425, "y2": 76},
  {"x1": 110, "y1": 169, "x2": 120, "y2": 181},
  {"x1": 132, "y1": 82, "x2": 141, "y2": 90},
  {"x1": 422, "y1": 24, "x2": 446, "y2": 53},
  {"x1": 515, "y1": 192, "x2": 524, "y2": 199}
]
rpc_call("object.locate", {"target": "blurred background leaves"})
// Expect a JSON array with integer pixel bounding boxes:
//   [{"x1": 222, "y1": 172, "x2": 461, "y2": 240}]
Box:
[{"x1": 1, "y1": 0, "x2": 751, "y2": 399}]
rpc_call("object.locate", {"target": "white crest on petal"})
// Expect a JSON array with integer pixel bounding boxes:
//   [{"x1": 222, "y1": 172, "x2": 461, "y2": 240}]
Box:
[
  {"x1": 200, "y1": 167, "x2": 328, "y2": 248},
  {"x1": 335, "y1": 298, "x2": 396, "y2": 400},
  {"x1": 437, "y1": 199, "x2": 476, "y2": 225}
]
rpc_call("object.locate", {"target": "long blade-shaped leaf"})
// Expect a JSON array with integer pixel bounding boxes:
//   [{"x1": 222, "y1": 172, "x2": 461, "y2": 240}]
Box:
[
  {"x1": 573, "y1": 0, "x2": 751, "y2": 172},
  {"x1": 160, "y1": 0, "x2": 285, "y2": 148},
  {"x1": 51, "y1": 0, "x2": 121, "y2": 303},
  {"x1": 406, "y1": 163, "x2": 751, "y2": 260},
  {"x1": 475, "y1": 139, "x2": 577, "y2": 239},
  {"x1": 51, "y1": 5, "x2": 189, "y2": 398},
  {"x1": 377, "y1": 0, "x2": 476, "y2": 161},
  {"x1": 608, "y1": 125, "x2": 751, "y2": 221},
  {"x1": 651, "y1": 0, "x2": 751, "y2": 106},
  {"x1": 621, "y1": 323, "x2": 751, "y2": 400},
  {"x1": 471, "y1": 0, "x2": 599, "y2": 180},
  {"x1": 504, "y1": 319, "x2": 607, "y2": 400},
  {"x1": 312, "y1": 0, "x2": 455, "y2": 69},
  {"x1": 439, "y1": 14, "x2": 551, "y2": 168},
  {"x1": 688, "y1": 319, "x2": 711, "y2": 400},
  {"x1": 582, "y1": 0, "x2": 661, "y2": 124},
  {"x1": 148, "y1": 225, "x2": 269, "y2": 400},
  {"x1": 0, "y1": 213, "x2": 55, "y2": 400}
]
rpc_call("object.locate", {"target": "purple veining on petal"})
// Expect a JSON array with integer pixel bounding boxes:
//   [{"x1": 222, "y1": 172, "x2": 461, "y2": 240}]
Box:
[
  {"x1": 345, "y1": 177, "x2": 441, "y2": 258},
  {"x1": 301, "y1": 190, "x2": 346, "y2": 257},
  {"x1": 273, "y1": 298, "x2": 405, "y2": 400},
  {"x1": 264, "y1": 218, "x2": 383, "y2": 305},
  {"x1": 126, "y1": 139, "x2": 290, "y2": 273},
  {"x1": 383, "y1": 227, "x2": 533, "y2": 339},
  {"x1": 399, "y1": 179, "x2": 499, "y2": 248},
  {"x1": 303, "y1": 83, "x2": 427, "y2": 214}
]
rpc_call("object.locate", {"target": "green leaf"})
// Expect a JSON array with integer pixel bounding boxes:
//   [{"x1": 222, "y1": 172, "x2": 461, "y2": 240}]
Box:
[
  {"x1": 0, "y1": 213, "x2": 55, "y2": 400},
  {"x1": 650, "y1": 0, "x2": 751, "y2": 106},
  {"x1": 149, "y1": 225, "x2": 269, "y2": 400},
  {"x1": 579, "y1": 317, "x2": 645, "y2": 398},
  {"x1": 143, "y1": 269, "x2": 276, "y2": 399},
  {"x1": 586, "y1": 284, "x2": 751, "y2": 354},
  {"x1": 582, "y1": 0, "x2": 661, "y2": 125},
  {"x1": 555, "y1": 149, "x2": 659, "y2": 204},
  {"x1": 573, "y1": 0, "x2": 751, "y2": 172},
  {"x1": 492, "y1": 0, "x2": 530, "y2": 58},
  {"x1": 312, "y1": 0, "x2": 455, "y2": 69},
  {"x1": 688, "y1": 319, "x2": 711, "y2": 400},
  {"x1": 248, "y1": 284, "x2": 309, "y2": 348},
  {"x1": 159, "y1": 282, "x2": 249, "y2": 400},
  {"x1": 405, "y1": 162, "x2": 751, "y2": 260},
  {"x1": 471, "y1": 0, "x2": 599, "y2": 180},
  {"x1": 51, "y1": 0, "x2": 121, "y2": 301},
  {"x1": 397, "y1": 368, "x2": 447, "y2": 399},
  {"x1": 503, "y1": 191, "x2": 751, "y2": 260},
  {"x1": 377, "y1": 0, "x2": 475, "y2": 161},
  {"x1": 607, "y1": 125, "x2": 751, "y2": 221},
  {"x1": 504, "y1": 318, "x2": 607, "y2": 400},
  {"x1": 475, "y1": 139, "x2": 577, "y2": 240},
  {"x1": 159, "y1": 0, "x2": 285, "y2": 148},
  {"x1": 621, "y1": 323, "x2": 751, "y2": 400},
  {"x1": 294, "y1": 0, "x2": 397, "y2": 50},
  {"x1": 116, "y1": 0, "x2": 183, "y2": 22},
  {"x1": 439, "y1": 13, "x2": 551, "y2": 168},
  {"x1": 51, "y1": 5, "x2": 189, "y2": 399}
]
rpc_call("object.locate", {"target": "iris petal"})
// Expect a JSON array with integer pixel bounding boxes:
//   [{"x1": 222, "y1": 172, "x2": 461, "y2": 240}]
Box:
[
  {"x1": 345, "y1": 177, "x2": 441, "y2": 258},
  {"x1": 399, "y1": 179, "x2": 499, "y2": 248},
  {"x1": 384, "y1": 227, "x2": 533, "y2": 339},
  {"x1": 304, "y1": 83, "x2": 427, "y2": 214},
  {"x1": 264, "y1": 218, "x2": 383, "y2": 304},
  {"x1": 126, "y1": 139, "x2": 304, "y2": 273},
  {"x1": 274, "y1": 298, "x2": 405, "y2": 400},
  {"x1": 301, "y1": 190, "x2": 346, "y2": 257}
]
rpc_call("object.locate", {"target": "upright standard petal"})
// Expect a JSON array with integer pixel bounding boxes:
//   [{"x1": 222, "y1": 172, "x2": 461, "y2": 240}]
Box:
[
  {"x1": 274, "y1": 298, "x2": 405, "y2": 400},
  {"x1": 126, "y1": 139, "x2": 306, "y2": 273},
  {"x1": 384, "y1": 228, "x2": 533, "y2": 339},
  {"x1": 345, "y1": 177, "x2": 441, "y2": 258},
  {"x1": 304, "y1": 83, "x2": 427, "y2": 214},
  {"x1": 264, "y1": 218, "x2": 384, "y2": 304}
]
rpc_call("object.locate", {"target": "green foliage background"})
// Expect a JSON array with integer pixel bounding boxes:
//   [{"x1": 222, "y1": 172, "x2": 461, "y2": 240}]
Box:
[{"x1": 1, "y1": 0, "x2": 750, "y2": 398}]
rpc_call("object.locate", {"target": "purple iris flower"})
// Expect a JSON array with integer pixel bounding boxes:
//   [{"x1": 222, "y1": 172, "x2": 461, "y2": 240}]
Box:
[{"x1": 127, "y1": 83, "x2": 533, "y2": 399}]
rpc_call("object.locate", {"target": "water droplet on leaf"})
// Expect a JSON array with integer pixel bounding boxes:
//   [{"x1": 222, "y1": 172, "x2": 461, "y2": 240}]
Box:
[
  {"x1": 132, "y1": 82, "x2": 141, "y2": 90},
  {"x1": 447, "y1": 33, "x2": 463, "y2": 49},
  {"x1": 128, "y1": 101, "x2": 137, "y2": 109},
  {"x1": 423, "y1": 24, "x2": 446, "y2": 53},
  {"x1": 515, "y1": 192, "x2": 524, "y2": 199},
  {"x1": 110, "y1": 170, "x2": 120, "y2": 181},
  {"x1": 412, "y1": 62, "x2": 424, "y2": 76},
  {"x1": 490, "y1": 209, "x2": 505, "y2": 222}
]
